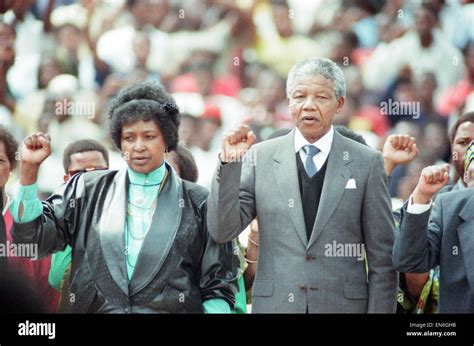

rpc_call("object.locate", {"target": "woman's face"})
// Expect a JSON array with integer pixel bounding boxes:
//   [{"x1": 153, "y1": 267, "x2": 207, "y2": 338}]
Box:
[
  {"x1": 0, "y1": 141, "x2": 12, "y2": 189},
  {"x1": 121, "y1": 120, "x2": 166, "y2": 174}
]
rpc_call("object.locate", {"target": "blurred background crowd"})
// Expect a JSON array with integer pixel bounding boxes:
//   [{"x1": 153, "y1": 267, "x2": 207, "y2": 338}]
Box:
[{"x1": 0, "y1": 0, "x2": 473, "y2": 202}]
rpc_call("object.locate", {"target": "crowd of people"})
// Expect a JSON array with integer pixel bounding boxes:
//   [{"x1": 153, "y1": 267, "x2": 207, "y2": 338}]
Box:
[{"x1": 0, "y1": 0, "x2": 473, "y2": 314}]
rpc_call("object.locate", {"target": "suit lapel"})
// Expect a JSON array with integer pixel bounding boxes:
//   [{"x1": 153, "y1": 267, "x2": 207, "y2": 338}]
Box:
[
  {"x1": 308, "y1": 131, "x2": 351, "y2": 249},
  {"x1": 129, "y1": 164, "x2": 182, "y2": 296},
  {"x1": 98, "y1": 169, "x2": 129, "y2": 296},
  {"x1": 273, "y1": 130, "x2": 308, "y2": 247},
  {"x1": 457, "y1": 194, "x2": 474, "y2": 291}
]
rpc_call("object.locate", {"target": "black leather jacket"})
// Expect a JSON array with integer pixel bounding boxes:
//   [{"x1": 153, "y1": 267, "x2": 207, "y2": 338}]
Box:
[{"x1": 11, "y1": 164, "x2": 239, "y2": 313}]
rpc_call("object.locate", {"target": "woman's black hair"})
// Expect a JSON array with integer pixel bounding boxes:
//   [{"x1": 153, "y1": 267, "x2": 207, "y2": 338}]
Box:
[
  {"x1": 0, "y1": 126, "x2": 19, "y2": 169},
  {"x1": 108, "y1": 82, "x2": 180, "y2": 151},
  {"x1": 166, "y1": 145, "x2": 198, "y2": 183}
]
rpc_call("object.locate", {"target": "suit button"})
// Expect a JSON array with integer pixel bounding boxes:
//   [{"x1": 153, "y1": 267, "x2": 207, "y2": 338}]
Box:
[
  {"x1": 305, "y1": 255, "x2": 314, "y2": 261},
  {"x1": 299, "y1": 285, "x2": 307, "y2": 293}
]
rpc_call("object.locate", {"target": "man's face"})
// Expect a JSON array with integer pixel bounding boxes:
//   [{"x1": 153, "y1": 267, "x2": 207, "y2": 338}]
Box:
[
  {"x1": 415, "y1": 8, "x2": 435, "y2": 41},
  {"x1": 272, "y1": 4, "x2": 292, "y2": 38},
  {"x1": 65, "y1": 150, "x2": 108, "y2": 182},
  {"x1": 39, "y1": 58, "x2": 61, "y2": 88},
  {"x1": 57, "y1": 25, "x2": 81, "y2": 53},
  {"x1": 452, "y1": 121, "x2": 474, "y2": 178},
  {"x1": 0, "y1": 24, "x2": 15, "y2": 70},
  {"x1": 178, "y1": 116, "x2": 196, "y2": 148},
  {"x1": 197, "y1": 119, "x2": 219, "y2": 151},
  {"x1": 288, "y1": 74, "x2": 344, "y2": 143},
  {"x1": 121, "y1": 120, "x2": 166, "y2": 174},
  {"x1": 131, "y1": 0, "x2": 168, "y2": 28}
]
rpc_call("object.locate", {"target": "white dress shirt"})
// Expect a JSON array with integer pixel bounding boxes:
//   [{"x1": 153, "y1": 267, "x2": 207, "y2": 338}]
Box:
[
  {"x1": 407, "y1": 196, "x2": 432, "y2": 215},
  {"x1": 294, "y1": 126, "x2": 334, "y2": 171},
  {"x1": 407, "y1": 180, "x2": 466, "y2": 215}
]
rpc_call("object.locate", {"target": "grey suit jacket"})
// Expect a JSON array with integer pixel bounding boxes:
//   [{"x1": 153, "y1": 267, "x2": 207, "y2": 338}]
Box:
[
  {"x1": 393, "y1": 188, "x2": 474, "y2": 313},
  {"x1": 207, "y1": 129, "x2": 398, "y2": 313}
]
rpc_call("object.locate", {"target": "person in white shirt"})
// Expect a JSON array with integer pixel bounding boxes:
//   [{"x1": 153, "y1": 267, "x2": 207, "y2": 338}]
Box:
[{"x1": 363, "y1": 4, "x2": 464, "y2": 101}]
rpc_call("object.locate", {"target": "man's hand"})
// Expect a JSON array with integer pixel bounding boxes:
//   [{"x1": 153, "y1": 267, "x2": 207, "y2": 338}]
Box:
[
  {"x1": 20, "y1": 132, "x2": 52, "y2": 186},
  {"x1": 383, "y1": 134, "x2": 418, "y2": 175},
  {"x1": 412, "y1": 164, "x2": 450, "y2": 204},
  {"x1": 220, "y1": 125, "x2": 256, "y2": 163}
]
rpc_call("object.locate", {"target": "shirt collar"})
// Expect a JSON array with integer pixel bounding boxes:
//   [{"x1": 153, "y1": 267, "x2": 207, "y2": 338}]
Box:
[
  {"x1": 294, "y1": 126, "x2": 334, "y2": 155},
  {"x1": 127, "y1": 162, "x2": 166, "y2": 186}
]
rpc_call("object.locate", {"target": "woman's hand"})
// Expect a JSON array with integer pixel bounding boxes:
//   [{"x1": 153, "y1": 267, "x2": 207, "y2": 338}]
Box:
[{"x1": 20, "y1": 132, "x2": 52, "y2": 186}]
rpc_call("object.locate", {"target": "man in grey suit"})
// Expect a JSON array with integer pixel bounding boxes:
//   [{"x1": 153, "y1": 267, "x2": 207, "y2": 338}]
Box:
[
  {"x1": 207, "y1": 57, "x2": 398, "y2": 313},
  {"x1": 393, "y1": 155, "x2": 474, "y2": 313},
  {"x1": 392, "y1": 113, "x2": 474, "y2": 307}
]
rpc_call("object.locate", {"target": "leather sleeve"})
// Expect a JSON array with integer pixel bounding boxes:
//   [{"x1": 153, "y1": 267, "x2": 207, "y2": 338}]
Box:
[
  {"x1": 10, "y1": 173, "x2": 85, "y2": 259},
  {"x1": 198, "y1": 198, "x2": 240, "y2": 309}
]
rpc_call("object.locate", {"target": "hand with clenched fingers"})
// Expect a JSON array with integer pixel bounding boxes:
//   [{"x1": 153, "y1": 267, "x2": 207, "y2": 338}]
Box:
[{"x1": 220, "y1": 124, "x2": 256, "y2": 163}]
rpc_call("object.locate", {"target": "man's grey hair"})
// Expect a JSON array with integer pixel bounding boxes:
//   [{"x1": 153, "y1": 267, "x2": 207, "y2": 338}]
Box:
[{"x1": 286, "y1": 58, "x2": 346, "y2": 99}]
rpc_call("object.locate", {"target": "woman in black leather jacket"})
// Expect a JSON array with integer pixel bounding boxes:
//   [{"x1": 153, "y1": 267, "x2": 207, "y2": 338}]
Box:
[{"x1": 10, "y1": 82, "x2": 239, "y2": 313}]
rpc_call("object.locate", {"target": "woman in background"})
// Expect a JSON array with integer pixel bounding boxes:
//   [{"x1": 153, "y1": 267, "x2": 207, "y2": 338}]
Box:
[{"x1": 0, "y1": 126, "x2": 59, "y2": 312}]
